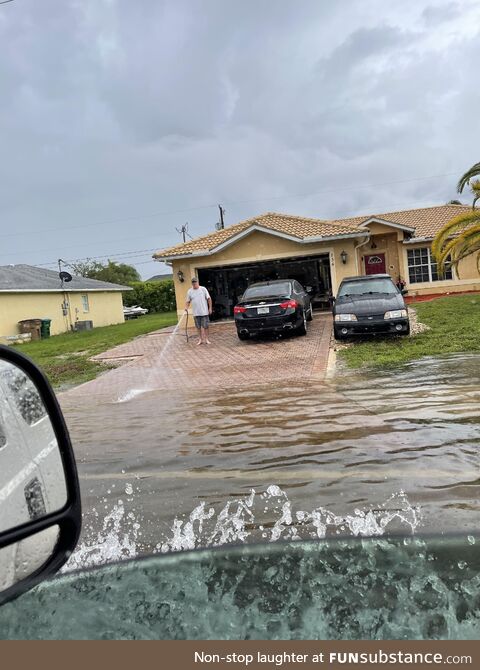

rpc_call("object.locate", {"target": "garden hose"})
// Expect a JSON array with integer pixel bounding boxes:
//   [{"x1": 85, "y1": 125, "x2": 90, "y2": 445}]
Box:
[{"x1": 184, "y1": 309, "x2": 190, "y2": 343}]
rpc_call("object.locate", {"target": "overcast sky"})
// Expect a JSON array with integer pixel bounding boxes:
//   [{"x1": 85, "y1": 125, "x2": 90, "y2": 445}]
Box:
[{"x1": 1, "y1": 0, "x2": 479, "y2": 279}]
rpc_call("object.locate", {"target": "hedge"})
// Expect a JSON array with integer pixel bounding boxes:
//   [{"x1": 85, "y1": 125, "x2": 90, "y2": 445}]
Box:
[{"x1": 123, "y1": 280, "x2": 176, "y2": 313}]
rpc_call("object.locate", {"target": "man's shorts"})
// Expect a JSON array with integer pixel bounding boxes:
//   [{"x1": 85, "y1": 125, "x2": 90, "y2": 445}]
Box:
[{"x1": 194, "y1": 315, "x2": 210, "y2": 329}]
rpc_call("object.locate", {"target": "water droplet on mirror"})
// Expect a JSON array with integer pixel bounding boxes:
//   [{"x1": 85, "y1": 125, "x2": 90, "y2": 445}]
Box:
[{"x1": 467, "y1": 535, "x2": 475, "y2": 545}]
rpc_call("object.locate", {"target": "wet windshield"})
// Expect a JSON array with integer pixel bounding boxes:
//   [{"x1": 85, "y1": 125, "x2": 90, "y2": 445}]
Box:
[{"x1": 338, "y1": 278, "x2": 397, "y2": 297}]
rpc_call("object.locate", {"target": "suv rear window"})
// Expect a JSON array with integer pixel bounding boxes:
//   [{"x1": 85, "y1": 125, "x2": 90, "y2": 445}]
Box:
[
  {"x1": 243, "y1": 283, "x2": 291, "y2": 300},
  {"x1": 338, "y1": 278, "x2": 397, "y2": 297}
]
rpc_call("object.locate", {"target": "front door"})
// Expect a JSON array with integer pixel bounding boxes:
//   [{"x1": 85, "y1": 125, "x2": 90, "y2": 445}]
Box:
[{"x1": 364, "y1": 253, "x2": 386, "y2": 275}]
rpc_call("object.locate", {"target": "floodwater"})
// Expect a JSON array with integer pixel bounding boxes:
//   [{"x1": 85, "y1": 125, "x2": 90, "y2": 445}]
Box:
[{"x1": 61, "y1": 353, "x2": 480, "y2": 568}]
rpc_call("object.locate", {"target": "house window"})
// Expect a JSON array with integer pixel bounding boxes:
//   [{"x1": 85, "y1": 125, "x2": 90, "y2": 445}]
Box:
[
  {"x1": 407, "y1": 248, "x2": 453, "y2": 284},
  {"x1": 81, "y1": 294, "x2": 90, "y2": 312}
]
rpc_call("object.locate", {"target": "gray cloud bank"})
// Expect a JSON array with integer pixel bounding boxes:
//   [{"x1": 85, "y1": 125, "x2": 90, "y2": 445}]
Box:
[{"x1": 0, "y1": 0, "x2": 478, "y2": 277}]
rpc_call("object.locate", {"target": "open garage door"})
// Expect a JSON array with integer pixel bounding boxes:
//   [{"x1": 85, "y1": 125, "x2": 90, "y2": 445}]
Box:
[{"x1": 198, "y1": 254, "x2": 332, "y2": 320}]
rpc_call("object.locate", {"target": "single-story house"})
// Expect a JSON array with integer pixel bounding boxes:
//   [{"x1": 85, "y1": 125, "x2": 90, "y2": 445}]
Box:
[
  {"x1": 153, "y1": 204, "x2": 480, "y2": 319},
  {"x1": 0, "y1": 264, "x2": 132, "y2": 341}
]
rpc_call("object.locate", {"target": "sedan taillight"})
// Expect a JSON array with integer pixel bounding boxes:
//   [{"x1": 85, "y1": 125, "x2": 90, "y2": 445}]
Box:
[
  {"x1": 280, "y1": 299, "x2": 298, "y2": 309},
  {"x1": 234, "y1": 305, "x2": 247, "y2": 314}
]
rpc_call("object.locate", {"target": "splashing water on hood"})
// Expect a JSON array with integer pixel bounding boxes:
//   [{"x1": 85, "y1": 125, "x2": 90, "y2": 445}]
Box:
[{"x1": 64, "y1": 485, "x2": 421, "y2": 572}]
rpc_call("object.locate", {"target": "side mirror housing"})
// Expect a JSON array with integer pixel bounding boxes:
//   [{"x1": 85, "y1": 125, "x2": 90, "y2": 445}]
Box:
[
  {"x1": 0, "y1": 345, "x2": 81, "y2": 606},
  {"x1": 401, "y1": 289, "x2": 408, "y2": 296}
]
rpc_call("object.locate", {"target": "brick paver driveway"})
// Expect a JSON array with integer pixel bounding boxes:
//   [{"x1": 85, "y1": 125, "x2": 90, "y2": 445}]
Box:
[{"x1": 62, "y1": 314, "x2": 332, "y2": 402}]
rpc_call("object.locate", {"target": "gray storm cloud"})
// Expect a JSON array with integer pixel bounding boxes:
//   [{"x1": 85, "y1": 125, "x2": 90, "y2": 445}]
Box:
[{"x1": 0, "y1": 0, "x2": 478, "y2": 276}]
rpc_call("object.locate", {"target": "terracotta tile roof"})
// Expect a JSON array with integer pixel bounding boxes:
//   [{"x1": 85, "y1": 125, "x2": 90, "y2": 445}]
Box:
[
  {"x1": 330, "y1": 203, "x2": 472, "y2": 240},
  {"x1": 153, "y1": 204, "x2": 471, "y2": 260},
  {"x1": 153, "y1": 212, "x2": 362, "y2": 259}
]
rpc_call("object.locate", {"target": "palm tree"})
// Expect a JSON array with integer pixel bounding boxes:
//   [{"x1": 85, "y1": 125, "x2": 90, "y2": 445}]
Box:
[
  {"x1": 457, "y1": 162, "x2": 480, "y2": 193},
  {"x1": 432, "y1": 179, "x2": 480, "y2": 277}
]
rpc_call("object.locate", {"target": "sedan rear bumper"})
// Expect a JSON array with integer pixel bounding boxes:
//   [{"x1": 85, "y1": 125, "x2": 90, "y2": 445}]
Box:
[{"x1": 235, "y1": 312, "x2": 301, "y2": 335}]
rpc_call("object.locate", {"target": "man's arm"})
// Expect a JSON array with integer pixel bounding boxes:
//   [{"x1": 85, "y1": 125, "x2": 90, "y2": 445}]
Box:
[
  {"x1": 184, "y1": 290, "x2": 191, "y2": 311},
  {"x1": 207, "y1": 296, "x2": 212, "y2": 315}
]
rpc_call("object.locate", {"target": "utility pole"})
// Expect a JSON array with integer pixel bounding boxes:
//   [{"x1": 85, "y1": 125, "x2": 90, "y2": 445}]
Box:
[
  {"x1": 176, "y1": 223, "x2": 190, "y2": 243},
  {"x1": 218, "y1": 205, "x2": 225, "y2": 230}
]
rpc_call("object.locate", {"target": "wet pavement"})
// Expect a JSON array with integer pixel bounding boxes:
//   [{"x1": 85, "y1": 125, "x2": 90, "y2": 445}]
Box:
[
  {"x1": 58, "y1": 320, "x2": 480, "y2": 564},
  {"x1": 62, "y1": 315, "x2": 332, "y2": 402}
]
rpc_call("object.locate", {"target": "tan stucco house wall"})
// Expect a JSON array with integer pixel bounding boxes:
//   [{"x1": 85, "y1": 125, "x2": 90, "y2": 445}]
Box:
[
  {"x1": 153, "y1": 206, "x2": 480, "y2": 318},
  {"x1": 170, "y1": 232, "x2": 360, "y2": 315}
]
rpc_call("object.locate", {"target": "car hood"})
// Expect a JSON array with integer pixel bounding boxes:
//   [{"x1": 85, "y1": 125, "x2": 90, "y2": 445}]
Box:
[{"x1": 334, "y1": 293, "x2": 405, "y2": 316}]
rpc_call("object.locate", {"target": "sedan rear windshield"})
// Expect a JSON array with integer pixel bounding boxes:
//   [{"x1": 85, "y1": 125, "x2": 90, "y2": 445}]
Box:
[
  {"x1": 338, "y1": 278, "x2": 397, "y2": 297},
  {"x1": 243, "y1": 283, "x2": 291, "y2": 300}
]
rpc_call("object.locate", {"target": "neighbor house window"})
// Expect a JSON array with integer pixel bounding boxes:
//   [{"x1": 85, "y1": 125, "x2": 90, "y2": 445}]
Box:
[
  {"x1": 407, "y1": 248, "x2": 453, "y2": 284},
  {"x1": 81, "y1": 294, "x2": 90, "y2": 312}
]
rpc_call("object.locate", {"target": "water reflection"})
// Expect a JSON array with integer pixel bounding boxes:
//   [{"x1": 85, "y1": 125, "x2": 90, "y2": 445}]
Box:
[{"x1": 61, "y1": 354, "x2": 480, "y2": 565}]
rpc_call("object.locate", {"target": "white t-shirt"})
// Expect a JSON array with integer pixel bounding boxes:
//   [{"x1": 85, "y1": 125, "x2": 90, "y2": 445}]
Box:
[{"x1": 187, "y1": 286, "x2": 211, "y2": 316}]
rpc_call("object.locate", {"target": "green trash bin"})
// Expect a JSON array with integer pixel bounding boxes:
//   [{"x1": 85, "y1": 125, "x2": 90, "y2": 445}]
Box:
[{"x1": 40, "y1": 318, "x2": 52, "y2": 339}]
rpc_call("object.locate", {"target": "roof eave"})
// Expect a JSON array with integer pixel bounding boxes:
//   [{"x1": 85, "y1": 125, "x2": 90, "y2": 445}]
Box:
[
  {"x1": 304, "y1": 231, "x2": 369, "y2": 243},
  {"x1": 0, "y1": 287, "x2": 132, "y2": 293},
  {"x1": 155, "y1": 228, "x2": 368, "y2": 261},
  {"x1": 402, "y1": 237, "x2": 434, "y2": 244},
  {"x1": 358, "y1": 217, "x2": 417, "y2": 233}
]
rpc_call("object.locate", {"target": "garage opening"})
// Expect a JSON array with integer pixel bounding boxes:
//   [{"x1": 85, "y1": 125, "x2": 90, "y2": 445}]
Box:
[{"x1": 197, "y1": 254, "x2": 332, "y2": 320}]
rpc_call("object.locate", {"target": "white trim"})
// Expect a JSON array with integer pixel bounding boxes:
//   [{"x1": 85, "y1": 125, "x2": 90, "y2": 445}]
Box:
[
  {"x1": 303, "y1": 232, "x2": 367, "y2": 243},
  {"x1": 403, "y1": 237, "x2": 433, "y2": 244},
  {"x1": 213, "y1": 224, "x2": 303, "y2": 251},
  {"x1": 0, "y1": 288, "x2": 130, "y2": 293},
  {"x1": 405, "y1": 245, "x2": 455, "y2": 284},
  {"x1": 358, "y1": 217, "x2": 416, "y2": 232},
  {"x1": 156, "y1": 225, "x2": 367, "y2": 261}
]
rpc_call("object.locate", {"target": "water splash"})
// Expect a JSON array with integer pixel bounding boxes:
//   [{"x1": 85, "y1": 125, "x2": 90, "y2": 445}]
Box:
[
  {"x1": 64, "y1": 498, "x2": 139, "y2": 571},
  {"x1": 116, "y1": 388, "x2": 147, "y2": 403},
  {"x1": 114, "y1": 313, "x2": 187, "y2": 403},
  {"x1": 157, "y1": 486, "x2": 421, "y2": 553},
  {"x1": 64, "y1": 486, "x2": 422, "y2": 571}
]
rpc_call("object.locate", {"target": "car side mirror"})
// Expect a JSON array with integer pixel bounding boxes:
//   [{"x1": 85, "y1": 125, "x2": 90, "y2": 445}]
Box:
[
  {"x1": 401, "y1": 289, "x2": 408, "y2": 295},
  {"x1": 0, "y1": 346, "x2": 81, "y2": 606}
]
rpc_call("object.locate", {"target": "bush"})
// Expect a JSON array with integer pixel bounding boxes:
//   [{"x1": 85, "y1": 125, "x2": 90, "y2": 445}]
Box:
[{"x1": 123, "y1": 280, "x2": 176, "y2": 313}]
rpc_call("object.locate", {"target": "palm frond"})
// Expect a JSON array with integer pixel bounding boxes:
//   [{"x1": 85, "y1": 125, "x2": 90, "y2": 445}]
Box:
[
  {"x1": 433, "y1": 221, "x2": 480, "y2": 276},
  {"x1": 471, "y1": 180, "x2": 480, "y2": 210},
  {"x1": 457, "y1": 162, "x2": 480, "y2": 193},
  {"x1": 431, "y1": 210, "x2": 480, "y2": 261}
]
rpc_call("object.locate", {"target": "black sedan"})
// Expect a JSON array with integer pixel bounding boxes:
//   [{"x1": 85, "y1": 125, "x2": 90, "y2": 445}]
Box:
[
  {"x1": 333, "y1": 274, "x2": 410, "y2": 340},
  {"x1": 234, "y1": 280, "x2": 312, "y2": 341}
]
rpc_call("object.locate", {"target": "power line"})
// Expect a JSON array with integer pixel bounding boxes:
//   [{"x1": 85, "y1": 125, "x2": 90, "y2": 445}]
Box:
[
  {"x1": 0, "y1": 170, "x2": 460, "y2": 242},
  {"x1": 36, "y1": 248, "x2": 158, "y2": 267},
  {"x1": 0, "y1": 231, "x2": 169, "y2": 260},
  {"x1": 29, "y1": 195, "x2": 454, "y2": 269},
  {"x1": 0, "y1": 1, "x2": 15, "y2": 5}
]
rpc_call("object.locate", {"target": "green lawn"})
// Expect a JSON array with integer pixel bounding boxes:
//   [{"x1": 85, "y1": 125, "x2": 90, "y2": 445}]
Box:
[
  {"x1": 338, "y1": 294, "x2": 480, "y2": 370},
  {"x1": 14, "y1": 312, "x2": 177, "y2": 389}
]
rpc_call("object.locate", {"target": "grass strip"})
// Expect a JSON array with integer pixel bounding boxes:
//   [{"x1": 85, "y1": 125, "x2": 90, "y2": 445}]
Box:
[
  {"x1": 338, "y1": 294, "x2": 480, "y2": 369},
  {"x1": 14, "y1": 312, "x2": 178, "y2": 388}
]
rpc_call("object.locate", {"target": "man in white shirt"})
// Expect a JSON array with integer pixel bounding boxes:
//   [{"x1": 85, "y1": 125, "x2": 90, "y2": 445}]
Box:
[{"x1": 185, "y1": 277, "x2": 213, "y2": 345}]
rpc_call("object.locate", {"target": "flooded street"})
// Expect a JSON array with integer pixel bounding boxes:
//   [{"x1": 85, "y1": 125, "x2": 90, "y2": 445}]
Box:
[{"x1": 60, "y1": 352, "x2": 480, "y2": 567}]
